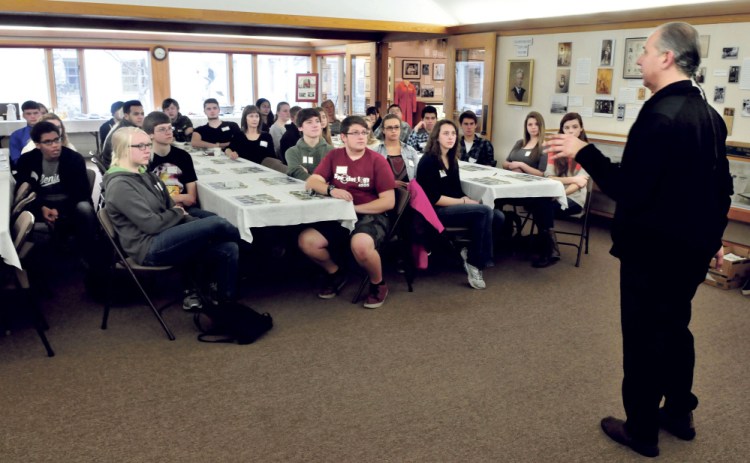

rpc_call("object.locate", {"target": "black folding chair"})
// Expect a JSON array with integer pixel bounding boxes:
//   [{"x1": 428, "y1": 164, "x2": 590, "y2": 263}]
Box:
[{"x1": 554, "y1": 178, "x2": 594, "y2": 267}]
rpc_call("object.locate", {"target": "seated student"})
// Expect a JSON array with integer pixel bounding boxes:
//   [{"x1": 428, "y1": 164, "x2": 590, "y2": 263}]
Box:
[
  {"x1": 374, "y1": 113, "x2": 421, "y2": 188},
  {"x1": 365, "y1": 106, "x2": 382, "y2": 133},
  {"x1": 101, "y1": 100, "x2": 145, "y2": 168},
  {"x1": 99, "y1": 101, "x2": 124, "y2": 147},
  {"x1": 225, "y1": 105, "x2": 275, "y2": 164},
  {"x1": 278, "y1": 106, "x2": 303, "y2": 163},
  {"x1": 321, "y1": 99, "x2": 341, "y2": 136},
  {"x1": 22, "y1": 113, "x2": 76, "y2": 155},
  {"x1": 416, "y1": 120, "x2": 504, "y2": 290},
  {"x1": 161, "y1": 98, "x2": 193, "y2": 143},
  {"x1": 255, "y1": 98, "x2": 274, "y2": 133},
  {"x1": 374, "y1": 104, "x2": 411, "y2": 143},
  {"x1": 143, "y1": 111, "x2": 212, "y2": 219},
  {"x1": 191, "y1": 98, "x2": 241, "y2": 151},
  {"x1": 459, "y1": 110, "x2": 496, "y2": 167},
  {"x1": 316, "y1": 106, "x2": 333, "y2": 145},
  {"x1": 406, "y1": 105, "x2": 438, "y2": 153},
  {"x1": 9, "y1": 101, "x2": 42, "y2": 169},
  {"x1": 285, "y1": 108, "x2": 333, "y2": 181},
  {"x1": 269, "y1": 101, "x2": 291, "y2": 158},
  {"x1": 299, "y1": 116, "x2": 396, "y2": 309},
  {"x1": 14, "y1": 121, "x2": 96, "y2": 266},
  {"x1": 103, "y1": 127, "x2": 240, "y2": 306}
]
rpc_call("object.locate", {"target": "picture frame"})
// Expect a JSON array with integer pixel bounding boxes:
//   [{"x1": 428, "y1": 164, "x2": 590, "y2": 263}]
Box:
[
  {"x1": 600, "y1": 39, "x2": 615, "y2": 67},
  {"x1": 422, "y1": 64, "x2": 430, "y2": 77},
  {"x1": 557, "y1": 42, "x2": 572, "y2": 67},
  {"x1": 623, "y1": 37, "x2": 647, "y2": 79},
  {"x1": 596, "y1": 68, "x2": 613, "y2": 95},
  {"x1": 699, "y1": 35, "x2": 710, "y2": 59},
  {"x1": 402, "y1": 60, "x2": 421, "y2": 80},
  {"x1": 506, "y1": 59, "x2": 534, "y2": 106},
  {"x1": 295, "y1": 73, "x2": 318, "y2": 102},
  {"x1": 433, "y1": 63, "x2": 445, "y2": 81}
]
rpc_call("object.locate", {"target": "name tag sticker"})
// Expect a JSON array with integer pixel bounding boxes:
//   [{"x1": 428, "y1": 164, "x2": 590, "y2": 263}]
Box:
[
  {"x1": 468, "y1": 157, "x2": 477, "y2": 164},
  {"x1": 524, "y1": 150, "x2": 531, "y2": 157},
  {"x1": 166, "y1": 165, "x2": 180, "y2": 174},
  {"x1": 439, "y1": 170, "x2": 447, "y2": 178},
  {"x1": 336, "y1": 166, "x2": 348, "y2": 175},
  {"x1": 260, "y1": 140, "x2": 268, "y2": 148},
  {"x1": 221, "y1": 126, "x2": 230, "y2": 132},
  {"x1": 408, "y1": 160, "x2": 415, "y2": 167},
  {"x1": 419, "y1": 142, "x2": 426, "y2": 149}
]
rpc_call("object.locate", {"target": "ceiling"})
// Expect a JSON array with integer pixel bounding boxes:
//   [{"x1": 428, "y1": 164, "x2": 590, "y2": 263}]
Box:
[{"x1": 1, "y1": 0, "x2": 747, "y2": 42}]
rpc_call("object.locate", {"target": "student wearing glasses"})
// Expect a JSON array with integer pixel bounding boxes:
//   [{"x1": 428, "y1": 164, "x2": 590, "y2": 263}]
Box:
[
  {"x1": 299, "y1": 116, "x2": 396, "y2": 309},
  {"x1": 374, "y1": 113, "x2": 420, "y2": 188},
  {"x1": 14, "y1": 121, "x2": 97, "y2": 268},
  {"x1": 103, "y1": 127, "x2": 240, "y2": 306}
]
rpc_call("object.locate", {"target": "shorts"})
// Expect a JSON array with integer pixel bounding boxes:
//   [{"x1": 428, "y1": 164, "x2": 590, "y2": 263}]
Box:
[{"x1": 307, "y1": 213, "x2": 390, "y2": 260}]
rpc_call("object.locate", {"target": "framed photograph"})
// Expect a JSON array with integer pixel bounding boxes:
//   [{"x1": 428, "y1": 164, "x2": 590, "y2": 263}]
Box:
[
  {"x1": 596, "y1": 68, "x2": 613, "y2": 95},
  {"x1": 594, "y1": 97, "x2": 615, "y2": 117},
  {"x1": 413, "y1": 81, "x2": 421, "y2": 96},
  {"x1": 714, "y1": 86, "x2": 725, "y2": 104},
  {"x1": 433, "y1": 63, "x2": 445, "y2": 81},
  {"x1": 722, "y1": 47, "x2": 739, "y2": 59},
  {"x1": 402, "y1": 60, "x2": 421, "y2": 80},
  {"x1": 699, "y1": 35, "x2": 710, "y2": 59},
  {"x1": 600, "y1": 39, "x2": 615, "y2": 66},
  {"x1": 421, "y1": 85, "x2": 435, "y2": 98},
  {"x1": 506, "y1": 59, "x2": 534, "y2": 106},
  {"x1": 695, "y1": 67, "x2": 706, "y2": 84},
  {"x1": 295, "y1": 73, "x2": 318, "y2": 102},
  {"x1": 422, "y1": 64, "x2": 430, "y2": 76},
  {"x1": 623, "y1": 37, "x2": 647, "y2": 79},
  {"x1": 557, "y1": 42, "x2": 572, "y2": 67},
  {"x1": 555, "y1": 69, "x2": 570, "y2": 94},
  {"x1": 729, "y1": 66, "x2": 740, "y2": 83}
]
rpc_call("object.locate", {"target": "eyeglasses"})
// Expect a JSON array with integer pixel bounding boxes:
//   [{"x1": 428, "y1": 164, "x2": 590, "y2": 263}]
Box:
[
  {"x1": 155, "y1": 126, "x2": 174, "y2": 133},
  {"x1": 383, "y1": 126, "x2": 400, "y2": 131},
  {"x1": 39, "y1": 137, "x2": 63, "y2": 146},
  {"x1": 130, "y1": 143, "x2": 153, "y2": 151},
  {"x1": 344, "y1": 130, "x2": 369, "y2": 137}
]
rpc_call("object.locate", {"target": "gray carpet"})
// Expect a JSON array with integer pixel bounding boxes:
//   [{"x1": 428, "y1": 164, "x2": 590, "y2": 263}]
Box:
[{"x1": 2, "y1": 223, "x2": 749, "y2": 462}]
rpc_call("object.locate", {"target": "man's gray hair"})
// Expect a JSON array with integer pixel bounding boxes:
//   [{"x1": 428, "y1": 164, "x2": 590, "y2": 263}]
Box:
[{"x1": 655, "y1": 22, "x2": 701, "y2": 78}]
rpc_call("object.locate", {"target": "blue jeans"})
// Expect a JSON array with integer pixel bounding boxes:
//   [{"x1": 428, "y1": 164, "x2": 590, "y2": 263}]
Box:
[
  {"x1": 436, "y1": 204, "x2": 504, "y2": 269},
  {"x1": 143, "y1": 216, "x2": 240, "y2": 302}
]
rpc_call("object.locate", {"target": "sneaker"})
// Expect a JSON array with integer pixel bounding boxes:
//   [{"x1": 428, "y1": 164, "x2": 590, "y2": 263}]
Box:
[
  {"x1": 363, "y1": 282, "x2": 389, "y2": 309},
  {"x1": 742, "y1": 278, "x2": 750, "y2": 296},
  {"x1": 659, "y1": 408, "x2": 696, "y2": 441},
  {"x1": 318, "y1": 270, "x2": 347, "y2": 299},
  {"x1": 182, "y1": 289, "x2": 203, "y2": 311},
  {"x1": 460, "y1": 248, "x2": 486, "y2": 289}
]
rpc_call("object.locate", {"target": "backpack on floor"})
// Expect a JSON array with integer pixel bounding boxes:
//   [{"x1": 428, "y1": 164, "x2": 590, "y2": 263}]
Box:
[{"x1": 193, "y1": 302, "x2": 273, "y2": 345}]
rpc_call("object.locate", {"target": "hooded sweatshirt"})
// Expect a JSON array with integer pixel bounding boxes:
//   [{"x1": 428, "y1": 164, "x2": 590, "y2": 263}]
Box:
[
  {"x1": 102, "y1": 167, "x2": 187, "y2": 265},
  {"x1": 285, "y1": 137, "x2": 333, "y2": 181}
]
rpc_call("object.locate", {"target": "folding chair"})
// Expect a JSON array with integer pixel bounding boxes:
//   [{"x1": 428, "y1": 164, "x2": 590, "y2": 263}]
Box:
[
  {"x1": 89, "y1": 153, "x2": 107, "y2": 176},
  {"x1": 554, "y1": 178, "x2": 594, "y2": 267},
  {"x1": 97, "y1": 208, "x2": 176, "y2": 340},
  {"x1": 1, "y1": 211, "x2": 55, "y2": 357},
  {"x1": 351, "y1": 187, "x2": 414, "y2": 303}
]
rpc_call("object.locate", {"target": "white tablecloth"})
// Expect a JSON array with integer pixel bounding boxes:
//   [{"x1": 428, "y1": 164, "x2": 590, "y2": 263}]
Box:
[
  {"x1": 190, "y1": 151, "x2": 357, "y2": 243},
  {"x1": 0, "y1": 166, "x2": 21, "y2": 269},
  {"x1": 458, "y1": 161, "x2": 568, "y2": 208}
]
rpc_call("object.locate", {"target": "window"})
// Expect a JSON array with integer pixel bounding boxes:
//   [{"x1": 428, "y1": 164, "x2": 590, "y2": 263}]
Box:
[
  {"x1": 351, "y1": 56, "x2": 369, "y2": 115},
  {"x1": 256, "y1": 55, "x2": 311, "y2": 109},
  {"x1": 0, "y1": 48, "x2": 50, "y2": 108},
  {"x1": 84, "y1": 49, "x2": 152, "y2": 116},
  {"x1": 232, "y1": 54, "x2": 254, "y2": 108},
  {"x1": 169, "y1": 51, "x2": 229, "y2": 116},
  {"x1": 52, "y1": 49, "x2": 83, "y2": 116},
  {"x1": 319, "y1": 55, "x2": 345, "y2": 115}
]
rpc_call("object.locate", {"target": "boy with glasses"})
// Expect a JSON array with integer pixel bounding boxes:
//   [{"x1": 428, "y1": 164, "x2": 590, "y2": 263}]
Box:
[{"x1": 299, "y1": 116, "x2": 396, "y2": 308}]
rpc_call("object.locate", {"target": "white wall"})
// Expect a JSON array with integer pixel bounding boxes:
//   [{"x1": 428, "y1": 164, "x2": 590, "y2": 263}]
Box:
[{"x1": 492, "y1": 22, "x2": 750, "y2": 159}]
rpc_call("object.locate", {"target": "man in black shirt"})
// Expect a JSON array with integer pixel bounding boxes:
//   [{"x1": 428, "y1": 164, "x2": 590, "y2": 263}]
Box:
[
  {"x1": 190, "y1": 98, "x2": 240, "y2": 151},
  {"x1": 162, "y1": 98, "x2": 193, "y2": 143}
]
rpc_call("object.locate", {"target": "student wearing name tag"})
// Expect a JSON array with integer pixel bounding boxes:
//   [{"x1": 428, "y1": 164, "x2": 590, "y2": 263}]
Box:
[
  {"x1": 225, "y1": 105, "x2": 275, "y2": 164},
  {"x1": 406, "y1": 105, "x2": 438, "y2": 154},
  {"x1": 191, "y1": 98, "x2": 241, "y2": 152},
  {"x1": 459, "y1": 110, "x2": 496, "y2": 167},
  {"x1": 375, "y1": 113, "x2": 420, "y2": 188},
  {"x1": 285, "y1": 108, "x2": 333, "y2": 181}
]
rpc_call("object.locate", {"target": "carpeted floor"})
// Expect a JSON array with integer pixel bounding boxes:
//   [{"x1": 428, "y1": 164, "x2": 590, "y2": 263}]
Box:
[{"x1": 1, "y1": 222, "x2": 749, "y2": 462}]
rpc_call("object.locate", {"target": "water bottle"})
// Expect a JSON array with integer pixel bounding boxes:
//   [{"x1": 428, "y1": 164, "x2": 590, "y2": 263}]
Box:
[{"x1": 6, "y1": 104, "x2": 17, "y2": 121}]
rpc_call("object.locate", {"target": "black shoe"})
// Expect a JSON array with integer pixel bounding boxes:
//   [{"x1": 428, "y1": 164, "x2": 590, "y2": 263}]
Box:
[
  {"x1": 318, "y1": 270, "x2": 347, "y2": 299},
  {"x1": 531, "y1": 255, "x2": 558, "y2": 268},
  {"x1": 742, "y1": 278, "x2": 750, "y2": 296},
  {"x1": 659, "y1": 408, "x2": 696, "y2": 441},
  {"x1": 600, "y1": 416, "x2": 659, "y2": 458}
]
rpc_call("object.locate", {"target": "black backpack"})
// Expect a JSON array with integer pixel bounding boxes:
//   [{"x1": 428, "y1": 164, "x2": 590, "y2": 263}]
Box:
[{"x1": 193, "y1": 302, "x2": 273, "y2": 345}]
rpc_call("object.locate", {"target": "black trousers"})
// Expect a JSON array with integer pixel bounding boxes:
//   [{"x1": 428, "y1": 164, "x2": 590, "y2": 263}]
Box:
[{"x1": 619, "y1": 252, "x2": 709, "y2": 444}]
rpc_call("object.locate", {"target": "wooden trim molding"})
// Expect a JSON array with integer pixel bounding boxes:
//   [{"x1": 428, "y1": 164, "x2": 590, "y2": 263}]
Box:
[{"x1": 729, "y1": 207, "x2": 750, "y2": 224}]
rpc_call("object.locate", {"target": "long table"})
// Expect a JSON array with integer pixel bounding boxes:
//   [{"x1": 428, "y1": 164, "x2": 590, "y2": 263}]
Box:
[
  {"x1": 189, "y1": 149, "x2": 357, "y2": 243},
  {"x1": 1, "y1": 148, "x2": 21, "y2": 269},
  {"x1": 458, "y1": 161, "x2": 567, "y2": 207}
]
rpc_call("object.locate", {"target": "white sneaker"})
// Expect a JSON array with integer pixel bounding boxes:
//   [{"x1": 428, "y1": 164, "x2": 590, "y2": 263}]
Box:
[{"x1": 460, "y1": 247, "x2": 486, "y2": 289}]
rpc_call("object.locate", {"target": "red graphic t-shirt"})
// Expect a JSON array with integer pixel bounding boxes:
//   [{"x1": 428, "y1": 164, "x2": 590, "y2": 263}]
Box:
[{"x1": 314, "y1": 147, "x2": 395, "y2": 206}]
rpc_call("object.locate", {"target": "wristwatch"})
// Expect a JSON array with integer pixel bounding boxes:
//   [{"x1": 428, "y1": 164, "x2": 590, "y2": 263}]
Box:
[{"x1": 327, "y1": 184, "x2": 336, "y2": 196}]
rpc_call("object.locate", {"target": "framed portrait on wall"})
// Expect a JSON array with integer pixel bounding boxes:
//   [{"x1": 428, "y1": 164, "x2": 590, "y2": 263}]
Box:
[
  {"x1": 623, "y1": 37, "x2": 647, "y2": 79},
  {"x1": 402, "y1": 60, "x2": 421, "y2": 79},
  {"x1": 506, "y1": 59, "x2": 533, "y2": 106},
  {"x1": 600, "y1": 39, "x2": 615, "y2": 66},
  {"x1": 296, "y1": 73, "x2": 318, "y2": 102},
  {"x1": 557, "y1": 42, "x2": 572, "y2": 67}
]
